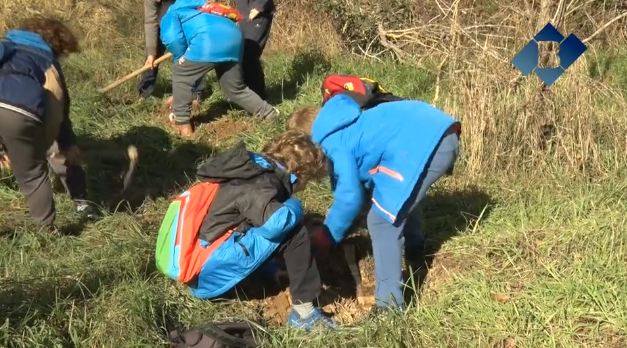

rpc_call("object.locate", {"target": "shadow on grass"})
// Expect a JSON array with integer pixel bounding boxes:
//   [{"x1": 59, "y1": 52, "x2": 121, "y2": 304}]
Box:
[
  {"x1": 265, "y1": 50, "x2": 331, "y2": 104},
  {"x1": 403, "y1": 186, "x2": 494, "y2": 303},
  {"x1": 299, "y1": 186, "x2": 494, "y2": 306},
  {"x1": 192, "y1": 100, "x2": 233, "y2": 126},
  {"x1": 78, "y1": 125, "x2": 213, "y2": 211},
  {"x1": 0, "y1": 269, "x2": 121, "y2": 333}
]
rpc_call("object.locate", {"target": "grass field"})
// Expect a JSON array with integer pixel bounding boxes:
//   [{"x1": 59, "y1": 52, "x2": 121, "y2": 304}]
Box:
[{"x1": 1, "y1": 1, "x2": 627, "y2": 347}]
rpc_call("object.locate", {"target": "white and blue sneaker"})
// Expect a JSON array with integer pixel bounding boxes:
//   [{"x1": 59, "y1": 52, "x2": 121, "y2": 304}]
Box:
[{"x1": 287, "y1": 308, "x2": 336, "y2": 331}]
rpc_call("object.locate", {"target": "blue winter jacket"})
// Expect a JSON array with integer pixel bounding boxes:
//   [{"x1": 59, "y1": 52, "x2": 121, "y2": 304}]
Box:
[
  {"x1": 160, "y1": 0, "x2": 243, "y2": 63},
  {"x1": 0, "y1": 30, "x2": 75, "y2": 148},
  {"x1": 312, "y1": 94, "x2": 460, "y2": 243}
]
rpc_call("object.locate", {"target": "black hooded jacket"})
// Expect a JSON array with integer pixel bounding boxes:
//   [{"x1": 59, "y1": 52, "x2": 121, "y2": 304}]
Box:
[{"x1": 196, "y1": 142, "x2": 294, "y2": 243}]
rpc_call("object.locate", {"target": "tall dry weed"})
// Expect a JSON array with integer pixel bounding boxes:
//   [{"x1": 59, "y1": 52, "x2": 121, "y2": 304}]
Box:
[
  {"x1": 0, "y1": 0, "x2": 142, "y2": 51},
  {"x1": 371, "y1": 0, "x2": 627, "y2": 178},
  {"x1": 267, "y1": 0, "x2": 342, "y2": 55}
]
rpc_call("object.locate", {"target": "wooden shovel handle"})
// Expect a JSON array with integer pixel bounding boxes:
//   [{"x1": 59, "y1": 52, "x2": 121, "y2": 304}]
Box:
[{"x1": 98, "y1": 52, "x2": 173, "y2": 94}]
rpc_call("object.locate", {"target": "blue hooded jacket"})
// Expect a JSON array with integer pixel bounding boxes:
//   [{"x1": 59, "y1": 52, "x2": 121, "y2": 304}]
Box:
[
  {"x1": 312, "y1": 94, "x2": 459, "y2": 243},
  {"x1": 160, "y1": 0, "x2": 243, "y2": 63}
]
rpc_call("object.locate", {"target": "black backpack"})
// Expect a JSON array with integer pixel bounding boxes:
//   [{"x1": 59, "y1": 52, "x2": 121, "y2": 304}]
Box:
[{"x1": 168, "y1": 322, "x2": 260, "y2": 348}]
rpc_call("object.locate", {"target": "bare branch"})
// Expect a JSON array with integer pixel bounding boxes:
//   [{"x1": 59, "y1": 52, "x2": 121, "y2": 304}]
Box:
[{"x1": 583, "y1": 12, "x2": 627, "y2": 43}]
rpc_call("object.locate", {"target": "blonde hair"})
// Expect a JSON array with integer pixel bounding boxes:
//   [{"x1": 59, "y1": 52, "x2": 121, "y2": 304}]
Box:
[
  {"x1": 263, "y1": 130, "x2": 327, "y2": 185},
  {"x1": 17, "y1": 17, "x2": 79, "y2": 57},
  {"x1": 287, "y1": 106, "x2": 320, "y2": 134}
]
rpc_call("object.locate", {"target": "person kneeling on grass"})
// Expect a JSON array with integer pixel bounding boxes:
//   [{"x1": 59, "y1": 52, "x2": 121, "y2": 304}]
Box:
[
  {"x1": 0, "y1": 17, "x2": 99, "y2": 230},
  {"x1": 288, "y1": 85, "x2": 461, "y2": 311},
  {"x1": 158, "y1": 131, "x2": 335, "y2": 330},
  {"x1": 160, "y1": 0, "x2": 279, "y2": 138}
]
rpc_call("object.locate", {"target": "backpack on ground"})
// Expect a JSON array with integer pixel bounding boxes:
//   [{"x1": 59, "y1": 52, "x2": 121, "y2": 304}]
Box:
[
  {"x1": 168, "y1": 322, "x2": 260, "y2": 348},
  {"x1": 321, "y1": 74, "x2": 405, "y2": 108},
  {"x1": 155, "y1": 182, "x2": 233, "y2": 283}
]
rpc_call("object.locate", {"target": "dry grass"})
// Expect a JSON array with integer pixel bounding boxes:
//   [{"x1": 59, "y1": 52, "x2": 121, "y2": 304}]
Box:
[
  {"x1": 266, "y1": 0, "x2": 343, "y2": 55},
  {"x1": 367, "y1": 0, "x2": 627, "y2": 178},
  {"x1": 1, "y1": 1, "x2": 626, "y2": 346}
]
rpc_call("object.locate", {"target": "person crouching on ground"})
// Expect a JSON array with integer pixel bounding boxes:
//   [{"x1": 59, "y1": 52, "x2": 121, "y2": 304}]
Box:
[
  {"x1": 0, "y1": 17, "x2": 99, "y2": 230},
  {"x1": 190, "y1": 130, "x2": 335, "y2": 330},
  {"x1": 160, "y1": 0, "x2": 278, "y2": 138},
  {"x1": 288, "y1": 93, "x2": 461, "y2": 311}
]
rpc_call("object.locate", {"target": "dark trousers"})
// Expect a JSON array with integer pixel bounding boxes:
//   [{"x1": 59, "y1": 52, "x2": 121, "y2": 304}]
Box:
[
  {"x1": 0, "y1": 108, "x2": 86, "y2": 226},
  {"x1": 240, "y1": 15, "x2": 273, "y2": 99},
  {"x1": 171, "y1": 60, "x2": 274, "y2": 124},
  {"x1": 276, "y1": 225, "x2": 321, "y2": 304}
]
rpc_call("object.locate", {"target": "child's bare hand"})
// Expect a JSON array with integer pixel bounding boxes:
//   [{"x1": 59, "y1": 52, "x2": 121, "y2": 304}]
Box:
[
  {"x1": 0, "y1": 153, "x2": 10, "y2": 171},
  {"x1": 144, "y1": 55, "x2": 155, "y2": 69}
]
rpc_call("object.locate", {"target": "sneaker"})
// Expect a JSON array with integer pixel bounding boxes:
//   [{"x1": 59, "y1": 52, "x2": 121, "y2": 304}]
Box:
[
  {"x1": 287, "y1": 308, "x2": 336, "y2": 331},
  {"x1": 258, "y1": 107, "x2": 279, "y2": 120},
  {"x1": 75, "y1": 202, "x2": 100, "y2": 221}
]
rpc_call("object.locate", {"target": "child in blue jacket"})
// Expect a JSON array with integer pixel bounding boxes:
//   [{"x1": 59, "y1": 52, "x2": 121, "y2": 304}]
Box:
[
  {"x1": 190, "y1": 130, "x2": 335, "y2": 330},
  {"x1": 288, "y1": 92, "x2": 461, "y2": 310},
  {"x1": 160, "y1": 0, "x2": 277, "y2": 137},
  {"x1": 0, "y1": 18, "x2": 98, "y2": 229}
]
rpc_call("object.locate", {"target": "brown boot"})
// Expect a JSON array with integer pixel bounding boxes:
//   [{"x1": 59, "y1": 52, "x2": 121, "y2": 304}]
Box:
[{"x1": 176, "y1": 123, "x2": 194, "y2": 138}]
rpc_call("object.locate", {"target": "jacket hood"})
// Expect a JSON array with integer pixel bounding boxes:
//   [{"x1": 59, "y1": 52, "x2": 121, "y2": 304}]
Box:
[
  {"x1": 5, "y1": 30, "x2": 53, "y2": 55},
  {"x1": 312, "y1": 93, "x2": 362, "y2": 144},
  {"x1": 196, "y1": 142, "x2": 294, "y2": 192}
]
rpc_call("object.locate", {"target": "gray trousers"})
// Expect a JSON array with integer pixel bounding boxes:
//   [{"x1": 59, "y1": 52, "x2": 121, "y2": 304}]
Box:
[
  {"x1": 172, "y1": 60, "x2": 274, "y2": 124},
  {"x1": 0, "y1": 108, "x2": 86, "y2": 226}
]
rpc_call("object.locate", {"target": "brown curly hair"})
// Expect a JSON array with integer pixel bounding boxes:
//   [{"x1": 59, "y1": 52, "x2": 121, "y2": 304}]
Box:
[
  {"x1": 263, "y1": 130, "x2": 327, "y2": 186},
  {"x1": 16, "y1": 17, "x2": 79, "y2": 57},
  {"x1": 287, "y1": 106, "x2": 320, "y2": 134}
]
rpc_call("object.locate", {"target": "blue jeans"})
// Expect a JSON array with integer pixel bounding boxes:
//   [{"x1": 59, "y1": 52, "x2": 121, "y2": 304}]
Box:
[{"x1": 368, "y1": 131, "x2": 459, "y2": 308}]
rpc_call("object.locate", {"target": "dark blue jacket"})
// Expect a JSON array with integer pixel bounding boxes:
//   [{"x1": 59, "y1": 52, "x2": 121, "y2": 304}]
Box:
[{"x1": 0, "y1": 30, "x2": 75, "y2": 148}]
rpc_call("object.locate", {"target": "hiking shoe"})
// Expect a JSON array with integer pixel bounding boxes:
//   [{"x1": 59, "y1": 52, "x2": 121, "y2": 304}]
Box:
[
  {"x1": 75, "y1": 202, "x2": 100, "y2": 221},
  {"x1": 287, "y1": 308, "x2": 336, "y2": 331}
]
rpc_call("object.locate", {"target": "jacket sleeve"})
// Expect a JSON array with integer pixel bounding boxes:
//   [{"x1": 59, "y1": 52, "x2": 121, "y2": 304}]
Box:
[
  {"x1": 44, "y1": 62, "x2": 75, "y2": 149},
  {"x1": 235, "y1": 184, "x2": 303, "y2": 242},
  {"x1": 56, "y1": 69, "x2": 76, "y2": 149},
  {"x1": 144, "y1": 0, "x2": 160, "y2": 57},
  {"x1": 159, "y1": 6, "x2": 187, "y2": 61},
  {"x1": 324, "y1": 149, "x2": 364, "y2": 244}
]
